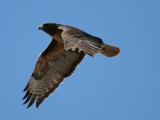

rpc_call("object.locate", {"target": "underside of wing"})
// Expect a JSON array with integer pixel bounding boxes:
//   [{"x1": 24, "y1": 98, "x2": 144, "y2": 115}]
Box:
[
  {"x1": 22, "y1": 39, "x2": 85, "y2": 108},
  {"x1": 59, "y1": 26, "x2": 103, "y2": 56},
  {"x1": 64, "y1": 37, "x2": 102, "y2": 56}
]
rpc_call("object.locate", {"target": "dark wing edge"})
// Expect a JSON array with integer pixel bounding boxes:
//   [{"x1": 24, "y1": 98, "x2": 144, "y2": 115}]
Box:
[{"x1": 22, "y1": 39, "x2": 85, "y2": 108}]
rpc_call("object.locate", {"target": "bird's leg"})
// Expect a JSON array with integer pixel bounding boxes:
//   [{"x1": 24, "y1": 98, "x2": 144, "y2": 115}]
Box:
[{"x1": 74, "y1": 48, "x2": 79, "y2": 52}]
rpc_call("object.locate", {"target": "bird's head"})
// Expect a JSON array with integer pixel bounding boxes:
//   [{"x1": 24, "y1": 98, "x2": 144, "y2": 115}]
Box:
[{"x1": 38, "y1": 23, "x2": 61, "y2": 36}]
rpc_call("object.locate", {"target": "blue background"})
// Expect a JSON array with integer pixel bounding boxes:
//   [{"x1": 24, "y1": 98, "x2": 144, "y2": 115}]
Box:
[{"x1": 0, "y1": 0, "x2": 159, "y2": 120}]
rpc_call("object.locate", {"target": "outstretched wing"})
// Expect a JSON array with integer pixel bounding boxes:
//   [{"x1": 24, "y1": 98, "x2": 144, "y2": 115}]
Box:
[
  {"x1": 22, "y1": 39, "x2": 85, "y2": 108},
  {"x1": 59, "y1": 26, "x2": 103, "y2": 56}
]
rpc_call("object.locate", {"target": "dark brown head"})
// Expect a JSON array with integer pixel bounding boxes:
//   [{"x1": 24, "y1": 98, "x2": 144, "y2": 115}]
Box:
[{"x1": 38, "y1": 23, "x2": 62, "y2": 36}]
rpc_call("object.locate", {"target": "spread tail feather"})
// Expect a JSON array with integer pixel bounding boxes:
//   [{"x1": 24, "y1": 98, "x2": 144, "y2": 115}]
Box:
[{"x1": 101, "y1": 43, "x2": 120, "y2": 57}]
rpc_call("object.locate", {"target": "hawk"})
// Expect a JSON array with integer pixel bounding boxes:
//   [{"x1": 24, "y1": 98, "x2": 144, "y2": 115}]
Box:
[{"x1": 22, "y1": 23, "x2": 120, "y2": 108}]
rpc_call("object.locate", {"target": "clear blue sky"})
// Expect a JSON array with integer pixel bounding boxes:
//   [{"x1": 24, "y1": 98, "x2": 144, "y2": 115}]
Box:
[{"x1": 0, "y1": 0, "x2": 159, "y2": 120}]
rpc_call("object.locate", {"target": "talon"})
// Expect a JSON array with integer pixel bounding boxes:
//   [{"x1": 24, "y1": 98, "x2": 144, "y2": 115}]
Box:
[
  {"x1": 75, "y1": 48, "x2": 79, "y2": 52},
  {"x1": 69, "y1": 48, "x2": 72, "y2": 52}
]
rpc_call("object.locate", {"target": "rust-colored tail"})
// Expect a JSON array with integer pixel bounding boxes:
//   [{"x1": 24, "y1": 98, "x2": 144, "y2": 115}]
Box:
[{"x1": 101, "y1": 43, "x2": 120, "y2": 57}]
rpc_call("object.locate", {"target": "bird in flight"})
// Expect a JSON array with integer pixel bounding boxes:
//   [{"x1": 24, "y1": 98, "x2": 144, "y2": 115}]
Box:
[{"x1": 22, "y1": 23, "x2": 120, "y2": 108}]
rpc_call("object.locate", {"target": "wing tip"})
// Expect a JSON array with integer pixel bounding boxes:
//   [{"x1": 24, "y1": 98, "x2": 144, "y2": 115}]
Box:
[
  {"x1": 36, "y1": 100, "x2": 42, "y2": 108},
  {"x1": 23, "y1": 82, "x2": 29, "y2": 92}
]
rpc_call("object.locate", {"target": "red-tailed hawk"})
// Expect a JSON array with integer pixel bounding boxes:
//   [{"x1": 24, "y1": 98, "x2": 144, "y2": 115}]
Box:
[{"x1": 22, "y1": 23, "x2": 120, "y2": 108}]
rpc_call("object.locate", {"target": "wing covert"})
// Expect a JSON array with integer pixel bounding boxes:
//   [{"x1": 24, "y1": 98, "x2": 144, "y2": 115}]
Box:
[
  {"x1": 23, "y1": 39, "x2": 85, "y2": 108},
  {"x1": 59, "y1": 25, "x2": 103, "y2": 56}
]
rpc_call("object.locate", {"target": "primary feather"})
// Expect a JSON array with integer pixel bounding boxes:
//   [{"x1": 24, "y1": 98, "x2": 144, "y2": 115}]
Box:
[{"x1": 23, "y1": 22, "x2": 120, "y2": 108}]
